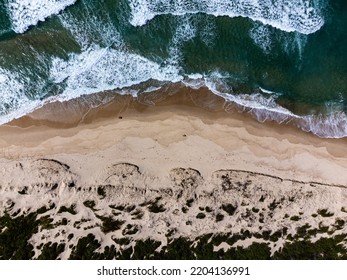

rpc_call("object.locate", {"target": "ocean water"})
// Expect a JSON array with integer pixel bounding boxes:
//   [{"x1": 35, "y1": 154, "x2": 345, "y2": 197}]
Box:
[{"x1": 0, "y1": 0, "x2": 346, "y2": 137}]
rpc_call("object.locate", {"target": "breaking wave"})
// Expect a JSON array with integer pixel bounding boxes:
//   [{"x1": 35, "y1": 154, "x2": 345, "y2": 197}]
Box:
[
  {"x1": 50, "y1": 45, "x2": 181, "y2": 100},
  {"x1": 128, "y1": 0, "x2": 325, "y2": 34}
]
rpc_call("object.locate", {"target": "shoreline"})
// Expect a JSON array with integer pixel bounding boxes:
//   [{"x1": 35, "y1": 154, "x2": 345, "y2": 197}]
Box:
[{"x1": 0, "y1": 87, "x2": 347, "y2": 186}]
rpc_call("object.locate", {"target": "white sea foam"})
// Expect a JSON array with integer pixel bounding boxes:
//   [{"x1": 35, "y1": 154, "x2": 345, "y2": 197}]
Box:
[
  {"x1": 250, "y1": 25, "x2": 273, "y2": 54},
  {"x1": 143, "y1": 86, "x2": 162, "y2": 93},
  {"x1": 7, "y1": 0, "x2": 77, "y2": 33},
  {"x1": 250, "y1": 21, "x2": 309, "y2": 59},
  {"x1": 0, "y1": 69, "x2": 26, "y2": 114},
  {"x1": 167, "y1": 16, "x2": 197, "y2": 68},
  {"x1": 0, "y1": 68, "x2": 41, "y2": 124},
  {"x1": 58, "y1": 1, "x2": 123, "y2": 50},
  {"x1": 50, "y1": 45, "x2": 182, "y2": 101},
  {"x1": 129, "y1": 0, "x2": 325, "y2": 34}
]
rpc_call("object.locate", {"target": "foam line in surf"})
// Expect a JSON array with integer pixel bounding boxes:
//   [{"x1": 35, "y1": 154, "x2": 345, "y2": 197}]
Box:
[
  {"x1": 184, "y1": 75, "x2": 347, "y2": 138},
  {"x1": 1, "y1": 67, "x2": 347, "y2": 139},
  {"x1": 128, "y1": 0, "x2": 325, "y2": 34}
]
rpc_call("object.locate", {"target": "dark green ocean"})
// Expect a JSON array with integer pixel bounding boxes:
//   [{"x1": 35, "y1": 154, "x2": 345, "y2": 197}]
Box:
[{"x1": 0, "y1": 0, "x2": 346, "y2": 137}]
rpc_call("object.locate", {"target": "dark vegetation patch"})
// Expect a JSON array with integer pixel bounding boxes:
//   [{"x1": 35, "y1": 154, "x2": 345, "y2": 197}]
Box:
[
  {"x1": 51, "y1": 183, "x2": 58, "y2": 191},
  {"x1": 37, "y1": 242, "x2": 65, "y2": 260},
  {"x1": 113, "y1": 237, "x2": 131, "y2": 246},
  {"x1": 97, "y1": 186, "x2": 106, "y2": 199},
  {"x1": 60, "y1": 218, "x2": 68, "y2": 226},
  {"x1": 216, "y1": 213, "x2": 224, "y2": 222},
  {"x1": 69, "y1": 234, "x2": 105, "y2": 260},
  {"x1": 295, "y1": 224, "x2": 312, "y2": 239},
  {"x1": 317, "y1": 209, "x2": 334, "y2": 218},
  {"x1": 1, "y1": 204, "x2": 347, "y2": 260},
  {"x1": 218, "y1": 174, "x2": 252, "y2": 192},
  {"x1": 0, "y1": 212, "x2": 37, "y2": 259},
  {"x1": 83, "y1": 200, "x2": 96, "y2": 210},
  {"x1": 221, "y1": 204, "x2": 237, "y2": 216},
  {"x1": 334, "y1": 219, "x2": 345, "y2": 230},
  {"x1": 68, "y1": 233, "x2": 74, "y2": 241},
  {"x1": 97, "y1": 215, "x2": 125, "y2": 234},
  {"x1": 73, "y1": 218, "x2": 90, "y2": 229},
  {"x1": 18, "y1": 186, "x2": 28, "y2": 195},
  {"x1": 252, "y1": 207, "x2": 259, "y2": 213},
  {"x1": 131, "y1": 240, "x2": 162, "y2": 260},
  {"x1": 258, "y1": 213, "x2": 264, "y2": 223},
  {"x1": 112, "y1": 211, "x2": 122, "y2": 216},
  {"x1": 39, "y1": 215, "x2": 54, "y2": 230},
  {"x1": 0, "y1": 207, "x2": 58, "y2": 259},
  {"x1": 290, "y1": 215, "x2": 301, "y2": 221},
  {"x1": 109, "y1": 205, "x2": 136, "y2": 213},
  {"x1": 122, "y1": 224, "x2": 139, "y2": 236},
  {"x1": 58, "y1": 205, "x2": 77, "y2": 215},
  {"x1": 131, "y1": 209, "x2": 144, "y2": 220},
  {"x1": 140, "y1": 198, "x2": 166, "y2": 213},
  {"x1": 147, "y1": 202, "x2": 166, "y2": 213},
  {"x1": 268, "y1": 200, "x2": 281, "y2": 211},
  {"x1": 196, "y1": 213, "x2": 206, "y2": 219},
  {"x1": 273, "y1": 234, "x2": 347, "y2": 260},
  {"x1": 140, "y1": 197, "x2": 161, "y2": 207},
  {"x1": 62, "y1": 227, "x2": 347, "y2": 260},
  {"x1": 37, "y1": 204, "x2": 54, "y2": 214},
  {"x1": 318, "y1": 222, "x2": 329, "y2": 233},
  {"x1": 186, "y1": 199, "x2": 194, "y2": 207}
]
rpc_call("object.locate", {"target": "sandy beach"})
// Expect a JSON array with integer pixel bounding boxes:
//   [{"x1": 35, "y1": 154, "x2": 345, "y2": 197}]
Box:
[
  {"x1": 1, "y1": 88, "x2": 347, "y2": 259},
  {"x1": 1, "y1": 88, "x2": 347, "y2": 185}
]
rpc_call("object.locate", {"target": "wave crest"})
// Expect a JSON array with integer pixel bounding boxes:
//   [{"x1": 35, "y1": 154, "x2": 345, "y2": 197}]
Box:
[{"x1": 129, "y1": 0, "x2": 325, "y2": 34}]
